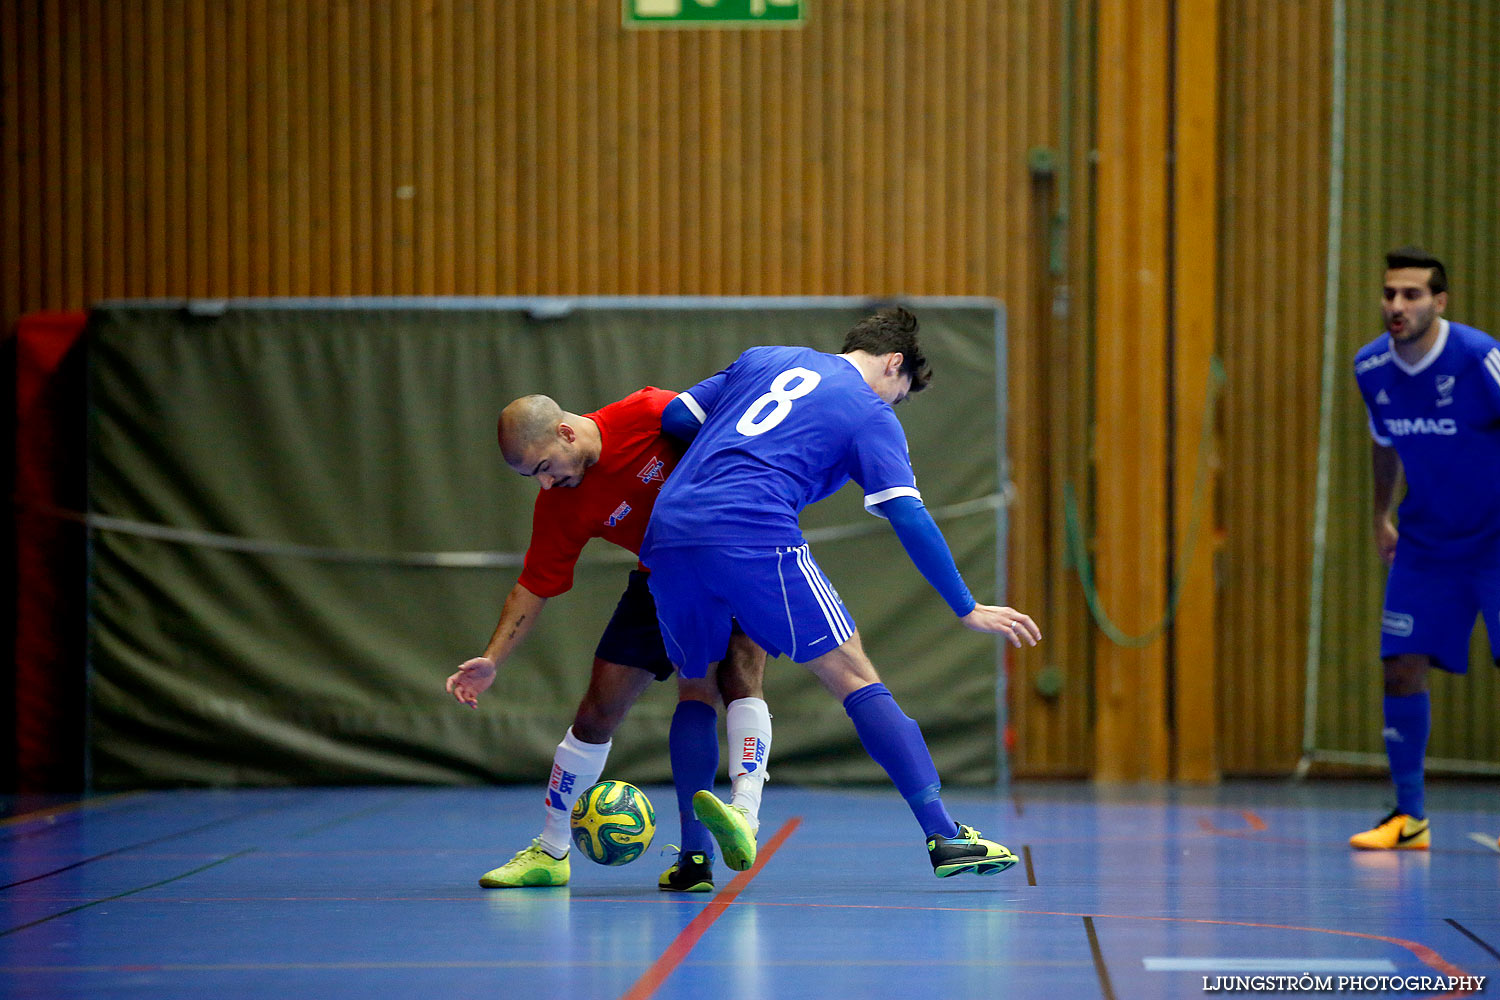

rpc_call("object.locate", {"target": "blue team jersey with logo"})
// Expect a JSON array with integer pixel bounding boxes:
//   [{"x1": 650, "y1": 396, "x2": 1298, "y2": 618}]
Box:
[
  {"x1": 1353, "y1": 319, "x2": 1500, "y2": 563},
  {"x1": 643, "y1": 345, "x2": 920, "y2": 552}
]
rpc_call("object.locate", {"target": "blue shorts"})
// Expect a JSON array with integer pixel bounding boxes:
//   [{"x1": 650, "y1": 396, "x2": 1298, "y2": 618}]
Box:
[
  {"x1": 646, "y1": 544, "x2": 856, "y2": 677},
  {"x1": 1381, "y1": 555, "x2": 1500, "y2": 674},
  {"x1": 594, "y1": 570, "x2": 675, "y2": 681}
]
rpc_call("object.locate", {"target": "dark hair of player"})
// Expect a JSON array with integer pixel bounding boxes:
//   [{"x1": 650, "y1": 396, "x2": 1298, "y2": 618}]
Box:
[
  {"x1": 1386, "y1": 246, "x2": 1447, "y2": 295},
  {"x1": 840, "y1": 306, "x2": 933, "y2": 393}
]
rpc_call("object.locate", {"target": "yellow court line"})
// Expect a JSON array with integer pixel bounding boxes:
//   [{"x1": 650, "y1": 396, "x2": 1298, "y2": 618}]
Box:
[{"x1": 0, "y1": 791, "x2": 143, "y2": 829}]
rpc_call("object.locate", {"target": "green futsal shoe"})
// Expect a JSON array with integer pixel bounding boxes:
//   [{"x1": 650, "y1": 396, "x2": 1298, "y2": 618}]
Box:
[
  {"x1": 927, "y1": 824, "x2": 1018, "y2": 878},
  {"x1": 692, "y1": 791, "x2": 758, "y2": 872},
  {"x1": 658, "y1": 850, "x2": 715, "y2": 893},
  {"x1": 478, "y1": 838, "x2": 570, "y2": 888}
]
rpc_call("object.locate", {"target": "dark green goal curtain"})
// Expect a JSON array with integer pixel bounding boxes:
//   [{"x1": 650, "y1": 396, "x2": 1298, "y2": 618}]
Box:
[{"x1": 86, "y1": 300, "x2": 1006, "y2": 788}]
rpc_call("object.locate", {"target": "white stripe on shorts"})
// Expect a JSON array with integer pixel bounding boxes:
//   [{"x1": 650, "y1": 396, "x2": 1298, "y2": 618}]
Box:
[
  {"x1": 794, "y1": 544, "x2": 853, "y2": 647},
  {"x1": 775, "y1": 547, "x2": 798, "y2": 658}
]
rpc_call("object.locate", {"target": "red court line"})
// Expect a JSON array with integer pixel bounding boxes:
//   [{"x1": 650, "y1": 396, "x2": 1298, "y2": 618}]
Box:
[
  {"x1": 1197, "y1": 809, "x2": 1268, "y2": 835},
  {"x1": 619, "y1": 816, "x2": 801, "y2": 1000}
]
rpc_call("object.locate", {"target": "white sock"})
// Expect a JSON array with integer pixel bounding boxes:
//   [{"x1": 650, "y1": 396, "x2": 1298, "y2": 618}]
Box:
[
  {"x1": 538, "y1": 727, "x2": 611, "y2": 858},
  {"x1": 726, "y1": 697, "x2": 772, "y2": 827}
]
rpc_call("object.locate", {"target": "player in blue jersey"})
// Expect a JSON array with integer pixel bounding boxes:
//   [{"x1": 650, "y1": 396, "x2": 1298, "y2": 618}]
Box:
[
  {"x1": 640, "y1": 306, "x2": 1041, "y2": 877},
  {"x1": 1348, "y1": 247, "x2": 1500, "y2": 851}
]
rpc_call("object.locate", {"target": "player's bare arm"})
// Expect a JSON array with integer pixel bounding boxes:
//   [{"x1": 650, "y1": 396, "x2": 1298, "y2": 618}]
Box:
[
  {"x1": 446, "y1": 582, "x2": 549, "y2": 707},
  {"x1": 1371, "y1": 441, "x2": 1401, "y2": 566}
]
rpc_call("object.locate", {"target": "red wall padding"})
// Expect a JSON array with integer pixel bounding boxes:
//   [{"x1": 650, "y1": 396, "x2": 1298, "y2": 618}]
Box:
[{"x1": 15, "y1": 310, "x2": 89, "y2": 791}]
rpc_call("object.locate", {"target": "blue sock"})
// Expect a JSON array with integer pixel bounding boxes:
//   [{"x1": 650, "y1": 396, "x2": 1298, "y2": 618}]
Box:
[
  {"x1": 669, "y1": 699, "x2": 719, "y2": 858},
  {"x1": 843, "y1": 683, "x2": 959, "y2": 840},
  {"x1": 1384, "y1": 692, "x2": 1429, "y2": 819}
]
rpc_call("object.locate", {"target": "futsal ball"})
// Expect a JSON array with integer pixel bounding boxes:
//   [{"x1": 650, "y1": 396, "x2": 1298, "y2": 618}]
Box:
[{"x1": 570, "y1": 780, "x2": 656, "y2": 866}]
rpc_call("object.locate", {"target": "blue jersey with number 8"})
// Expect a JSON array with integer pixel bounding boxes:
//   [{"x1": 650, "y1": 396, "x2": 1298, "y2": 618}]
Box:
[{"x1": 643, "y1": 345, "x2": 920, "y2": 552}]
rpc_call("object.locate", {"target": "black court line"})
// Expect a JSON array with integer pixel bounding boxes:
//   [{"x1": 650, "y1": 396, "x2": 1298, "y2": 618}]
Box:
[
  {"x1": 1022, "y1": 844, "x2": 1037, "y2": 885},
  {"x1": 0, "y1": 797, "x2": 305, "y2": 892},
  {"x1": 1011, "y1": 790, "x2": 1025, "y2": 818},
  {"x1": 288, "y1": 793, "x2": 413, "y2": 840},
  {"x1": 1446, "y1": 918, "x2": 1500, "y2": 963},
  {"x1": 0, "y1": 849, "x2": 256, "y2": 938},
  {"x1": 1083, "y1": 916, "x2": 1116, "y2": 1000}
]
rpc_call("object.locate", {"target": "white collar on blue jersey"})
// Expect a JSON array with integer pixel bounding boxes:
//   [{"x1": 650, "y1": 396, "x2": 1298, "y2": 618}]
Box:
[{"x1": 1391, "y1": 317, "x2": 1449, "y2": 376}]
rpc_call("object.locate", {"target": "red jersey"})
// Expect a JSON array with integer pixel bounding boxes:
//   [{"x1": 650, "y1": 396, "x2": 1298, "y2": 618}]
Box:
[{"x1": 517, "y1": 387, "x2": 683, "y2": 598}]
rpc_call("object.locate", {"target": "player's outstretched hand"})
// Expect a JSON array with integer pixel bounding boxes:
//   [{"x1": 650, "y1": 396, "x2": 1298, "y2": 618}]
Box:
[
  {"x1": 446, "y1": 656, "x2": 498, "y2": 708},
  {"x1": 961, "y1": 605, "x2": 1041, "y2": 647}
]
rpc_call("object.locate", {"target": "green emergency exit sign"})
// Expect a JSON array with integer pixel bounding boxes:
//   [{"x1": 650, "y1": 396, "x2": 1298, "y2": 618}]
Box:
[{"x1": 624, "y1": 0, "x2": 805, "y2": 29}]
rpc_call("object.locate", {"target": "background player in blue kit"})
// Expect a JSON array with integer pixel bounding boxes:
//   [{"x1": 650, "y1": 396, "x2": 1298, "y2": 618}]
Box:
[
  {"x1": 1349, "y1": 248, "x2": 1500, "y2": 850},
  {"x1": 640, "y1": 307, "x2": 1042, "y2": 877}
]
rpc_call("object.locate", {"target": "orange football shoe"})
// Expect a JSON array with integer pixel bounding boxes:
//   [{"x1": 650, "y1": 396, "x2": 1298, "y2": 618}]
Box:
[{"x1": 1349, "y1": 808, "x2": 1430, "y2": 850}]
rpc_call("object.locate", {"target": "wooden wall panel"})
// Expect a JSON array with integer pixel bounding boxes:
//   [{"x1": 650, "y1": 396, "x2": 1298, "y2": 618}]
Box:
[
  {"x1": 1216, "y1": 0, "x2": 1332, "y2": 774},
  {"x1": 22, "y1": 0, "x2": 1485, "y2": 779},
  {"x1": 1214, "y1": 0, "x2": 1500, "y2": 776},
  {"x1": 1, "y1": 1, "x2": 1088, "y2": 775},
  {"x1": 1, "y1": 1, "x2": 1070, "y2": 301},
  {"x1": 1172, "y1": 0, "x2": 1220, "y2": 783},
  {"x1": 1312, "y1": 0, "x2": 1500, "y2": 768},
  {"x1": 1092, "y1": 0, "x2": 1170, "y2": 782},
  {"x1": 1012, "y1": 0, "x2": 1096, "y2": 780}
]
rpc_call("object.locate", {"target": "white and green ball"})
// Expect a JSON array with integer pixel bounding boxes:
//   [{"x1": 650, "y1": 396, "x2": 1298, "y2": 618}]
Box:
[{"x1": 570, "y1": 780, "x2": 656, "y2": 866}]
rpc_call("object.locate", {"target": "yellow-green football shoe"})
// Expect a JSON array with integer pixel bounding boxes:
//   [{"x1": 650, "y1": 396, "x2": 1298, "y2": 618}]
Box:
[
  {"x1": 478, "y1": 838, "x2": 570, "y2": 888},
  {"x1": 927, "y1": 824, "x2": 1018, "y2": 877},
  {"x1": 692, "y1": 791, "x2": 758, "y2": 872}
]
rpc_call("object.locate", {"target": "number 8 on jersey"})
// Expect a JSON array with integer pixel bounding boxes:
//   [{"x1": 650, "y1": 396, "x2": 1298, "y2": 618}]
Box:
[{"x1": 736, "y1": 367, "x2": 822, "y2": 436}]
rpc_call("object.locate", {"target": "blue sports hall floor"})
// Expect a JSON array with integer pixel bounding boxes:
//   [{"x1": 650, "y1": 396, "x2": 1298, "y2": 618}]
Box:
[{"x1": 3, "y1": 781, "x2": 1498, "y2": 999}]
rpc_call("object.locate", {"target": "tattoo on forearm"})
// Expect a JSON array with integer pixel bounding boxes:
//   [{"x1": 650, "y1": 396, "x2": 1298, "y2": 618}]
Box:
[{"x1": 508, "y1": 615, "x2": 527, "y2": 640}]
